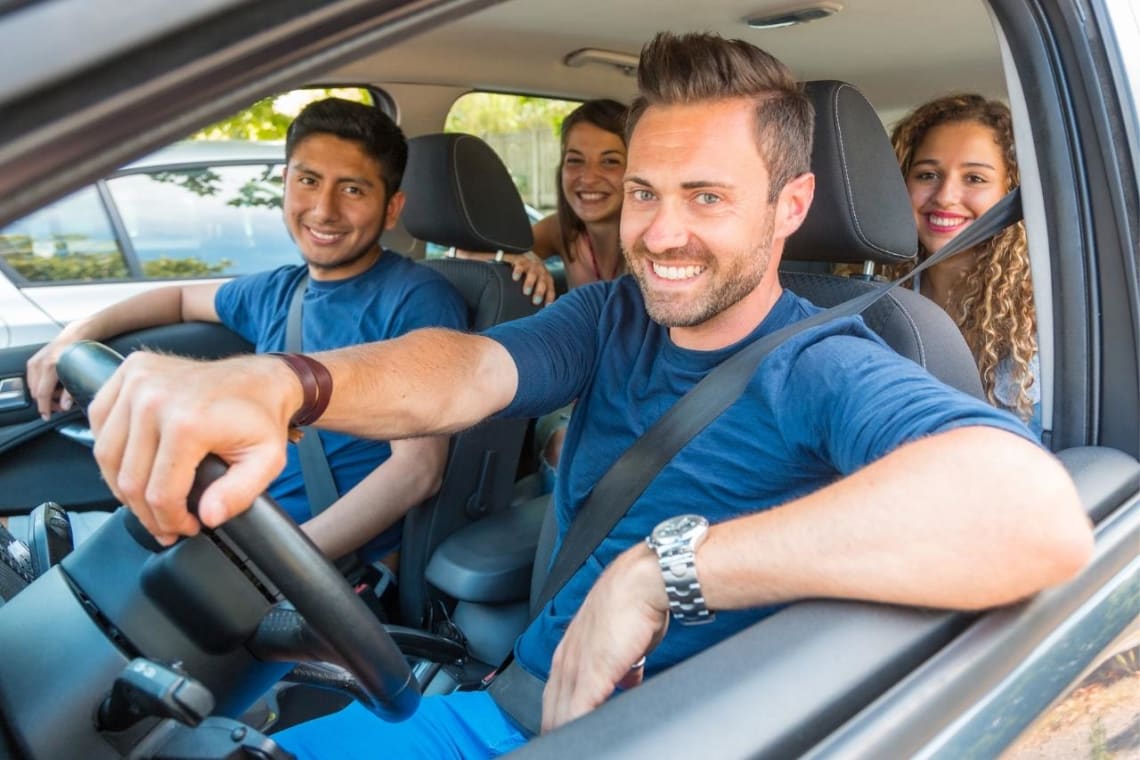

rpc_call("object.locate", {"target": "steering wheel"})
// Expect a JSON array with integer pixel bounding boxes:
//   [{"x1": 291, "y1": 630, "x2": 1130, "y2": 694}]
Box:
[{"x1": 56, "y1": 340, "x2": 420, "y2": 721}]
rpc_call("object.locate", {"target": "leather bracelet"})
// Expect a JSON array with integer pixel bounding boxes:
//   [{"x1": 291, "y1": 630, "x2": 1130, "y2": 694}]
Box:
[{"x1": 268, "y1": 352, "x2": 333, "y2": 428}]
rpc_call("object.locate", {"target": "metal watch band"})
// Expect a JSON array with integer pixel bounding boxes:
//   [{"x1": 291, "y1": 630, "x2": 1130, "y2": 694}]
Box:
[{"x1": 656, "y1": 547, "x2": 714, "y2": 624}]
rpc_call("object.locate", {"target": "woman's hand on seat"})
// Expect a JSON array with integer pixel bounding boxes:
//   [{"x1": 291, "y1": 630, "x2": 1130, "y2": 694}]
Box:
[{"x1": 509, "y1": 251, "x2": 556, "y2": 306}]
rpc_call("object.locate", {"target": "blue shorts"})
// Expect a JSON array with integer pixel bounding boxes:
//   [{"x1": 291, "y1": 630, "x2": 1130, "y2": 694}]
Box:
[{"x1": 275, "y1": 690, "x2": 528, "y2": 759}]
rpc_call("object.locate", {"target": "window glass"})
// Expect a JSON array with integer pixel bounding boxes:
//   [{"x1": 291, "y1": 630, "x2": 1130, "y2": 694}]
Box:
[
  {"x1": 0, "y1": 186, "x2": 128, "y2": 283},
  {"x1": 1001, "y1": 618, "x2": 1140, "y2": 759},
  {"x1": 445, "y1": 92, "x2": 578, "y2": 215},
  {"x1": 432, "y1": 93, "x2": 577, "y2": 258},
  {"x1": 107, "y1": 163, "x2": 294, "y2": 278}
]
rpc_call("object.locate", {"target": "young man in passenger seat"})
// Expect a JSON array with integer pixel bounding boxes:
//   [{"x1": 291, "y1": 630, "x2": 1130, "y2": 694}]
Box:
[
  {"x1": 15, "y1": 98, "x2": 467, "y2": 570},
  {"x1": 87, "y1": 34, "x2": 1092, "y2": 757}
]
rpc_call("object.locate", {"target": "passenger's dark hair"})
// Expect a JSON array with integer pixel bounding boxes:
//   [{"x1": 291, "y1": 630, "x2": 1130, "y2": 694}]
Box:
[
  {"x1": 627, "y1": 31, "x2": 813, "y2": 202},
  {"x1": 556, "y1": 98, "x2": 628, "y2": 262},
  {"x1": 285, "y1": 98, "x2": 408, "y2": 194}
]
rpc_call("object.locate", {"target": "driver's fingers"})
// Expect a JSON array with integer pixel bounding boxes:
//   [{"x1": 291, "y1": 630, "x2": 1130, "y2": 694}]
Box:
[
  {"x1": 542, "y1": 640, "x2": 573, "y2": 733},
  {"x1": 132, "y1": 404, "x2": 202, "y2": 542},
  {"x1": 90, "y1": 368, "x2": 165, "y2": 539},
  {"x1": 196, "y1": 442, "x2": 287, "y2": 529}
]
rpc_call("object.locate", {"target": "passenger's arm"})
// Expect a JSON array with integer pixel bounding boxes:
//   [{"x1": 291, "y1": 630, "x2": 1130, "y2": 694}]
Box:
[
  {"x1": 27, "y1": 282, "x2": 222, "y2": 418},
  {"x1": 542, "y1": 426, "x2": 1094, "y2": 731},
  {"x1": 301, "y1": 434, "x2": 449, "y2": 560},
  {"x1": 86, "y1": 328, "x2": 518, "y2": 544},
  {"x1": 454, "y1": 213, "x2": 561, "y2": 305}
]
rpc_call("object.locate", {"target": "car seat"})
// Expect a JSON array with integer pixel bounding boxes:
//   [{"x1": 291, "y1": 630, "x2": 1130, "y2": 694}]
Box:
[
  {"x1": 782, "y1": 80, "x2": 985, "y2": 399},
  {"x1": 397, "y1": 132, "x2": 541, "y2": 631}
]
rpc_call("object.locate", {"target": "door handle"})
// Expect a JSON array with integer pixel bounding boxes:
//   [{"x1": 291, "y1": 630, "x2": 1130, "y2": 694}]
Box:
[{"x1": 0, "y1": 377, "x2": 27, "y2": 412}]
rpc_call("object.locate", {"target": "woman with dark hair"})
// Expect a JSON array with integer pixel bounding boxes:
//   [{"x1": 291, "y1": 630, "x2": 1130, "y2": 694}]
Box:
[
  {"x1": 459, "y1": 98, "x2": 628, "y2": 305},
  {"x1": 887, "y1": 93, "x2": 1041, "y2": 433}
]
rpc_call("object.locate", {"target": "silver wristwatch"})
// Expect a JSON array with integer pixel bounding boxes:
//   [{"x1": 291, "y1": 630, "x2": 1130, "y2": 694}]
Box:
[{"x1": 646, "y1": 514, "x2": 715, "y2": 625}]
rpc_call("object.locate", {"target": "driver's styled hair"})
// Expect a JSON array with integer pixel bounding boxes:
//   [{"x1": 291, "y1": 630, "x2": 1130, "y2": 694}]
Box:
[
  {"x1": 286, "y1": 98, "x2": 408, "y2": 195},
  {"x1": 627, "y1": 32, "x2": 813, "y2": 202}
]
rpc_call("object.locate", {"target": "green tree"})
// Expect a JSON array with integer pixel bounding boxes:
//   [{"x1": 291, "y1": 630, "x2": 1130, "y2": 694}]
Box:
[
  {"x1": 445, "y1": 93, "x2": 578, "y2": 138},
  {"x1": 191, "y1": 88, "x2": 374, "y2": 141}
]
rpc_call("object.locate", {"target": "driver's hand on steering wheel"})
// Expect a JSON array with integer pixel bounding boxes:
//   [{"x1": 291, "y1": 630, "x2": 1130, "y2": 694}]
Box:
[{"x1": 88, "y1": 352, "x2": 300, "y2": 545}]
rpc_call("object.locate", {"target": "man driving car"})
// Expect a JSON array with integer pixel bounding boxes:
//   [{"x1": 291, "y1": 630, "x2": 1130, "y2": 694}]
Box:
[{"x1": 85, "y1": 32, "x2": 1092, "y2": 757}]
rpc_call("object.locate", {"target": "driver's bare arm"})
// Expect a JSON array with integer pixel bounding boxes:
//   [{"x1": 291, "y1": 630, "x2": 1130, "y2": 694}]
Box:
[
  {"x1": 541, "y1": 425, "x2": 1093, "y2": 730},
  {"x1": 301, "y1": 434, "x2": 449, "y2": 560},
  {"x1": 27, "y1": 282, "x2": 222, "y2": 419},
  {"x1": 87, "y1": 328, "x2": 517, "y2": 544}
]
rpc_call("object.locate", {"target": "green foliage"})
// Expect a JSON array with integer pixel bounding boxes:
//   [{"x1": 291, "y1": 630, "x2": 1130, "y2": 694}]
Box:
[
  {"x1": 1, "y1": 235, "x2": 231, "y2": 282},
  {"x1": 3, "y1": 248, "x2": 129, "y2": 282},
  {"x1": 141, "y1": 257, "x2": 232, "y2": 278},
  {"x1": 445, "y1": 93, "x2": 579, "y2": 138},
  {"x1": 191, "y1": 88, "x2": 374, "y2": 142},
  {"x1": 1088, "y1": 718, "x2": 1109, "y2": 760},
  {"x1": 148, "y1": 169, "x2": 223, "y2": 198}
]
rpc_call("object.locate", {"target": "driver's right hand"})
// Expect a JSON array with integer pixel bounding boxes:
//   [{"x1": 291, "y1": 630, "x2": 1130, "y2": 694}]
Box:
[{"x1": 87, "y1": 352, "x2": 299, "y2": 545}]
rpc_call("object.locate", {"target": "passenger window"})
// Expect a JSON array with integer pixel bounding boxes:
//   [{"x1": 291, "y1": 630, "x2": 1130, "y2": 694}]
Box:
[
  {"x1": 0, "y1": 186, "x2": 128, "y2": 284},
  {"x1": 107, "y1": 163, "x2": 294, "y2": 278},
  {"x1": 1001, "y1": 619, "x2": 1140, "y2": 759}
]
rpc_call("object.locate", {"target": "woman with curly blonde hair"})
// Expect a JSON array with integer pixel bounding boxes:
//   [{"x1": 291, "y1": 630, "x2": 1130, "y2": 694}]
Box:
[{"x1": 887, "y1": 93, "x2": 1040, "y2": 432}]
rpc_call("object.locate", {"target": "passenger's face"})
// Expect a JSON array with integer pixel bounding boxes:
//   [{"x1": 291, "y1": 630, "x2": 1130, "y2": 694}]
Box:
[
  {"x1": 620, "y1": 98, "x2": 781, "y2": 331},
  {"x1": 561, "y1": 122, "x2": 626, "y2": 224},
  {"x1": 283, "y1": 134, "x2": 404, "y2": 278},
  {"x1": 905, "y1": 121, "x2": 1010, "y2": 254}
]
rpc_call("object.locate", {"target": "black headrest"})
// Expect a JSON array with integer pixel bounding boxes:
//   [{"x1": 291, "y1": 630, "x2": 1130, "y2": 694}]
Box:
[
  {"x1": 785, "y1": 81, "x2": 917, "y2": 265},
  {"x1": 401, "y1": 133, "x2": 534, "y2": 253}
]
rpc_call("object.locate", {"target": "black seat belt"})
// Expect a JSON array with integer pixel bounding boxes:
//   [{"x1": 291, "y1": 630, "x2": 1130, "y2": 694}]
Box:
[{"x1": 488, "y1": 189, "x2": 1024, "y2": 736}]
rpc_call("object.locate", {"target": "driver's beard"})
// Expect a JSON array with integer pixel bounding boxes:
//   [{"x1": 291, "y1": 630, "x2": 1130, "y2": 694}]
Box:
[{"x1": 624, "y1": 215, "x2": 774, "y2": 328}]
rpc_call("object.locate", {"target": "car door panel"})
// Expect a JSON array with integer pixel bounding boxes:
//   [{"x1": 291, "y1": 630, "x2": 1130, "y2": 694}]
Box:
[{"x1": 0, "y1": 322, "x2": 251, "y2": 516}]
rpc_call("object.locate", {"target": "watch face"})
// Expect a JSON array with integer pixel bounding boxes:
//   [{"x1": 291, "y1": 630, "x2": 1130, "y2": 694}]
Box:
[{"x1": 651, "y1": 514, "x2": 707, "y2": 546}]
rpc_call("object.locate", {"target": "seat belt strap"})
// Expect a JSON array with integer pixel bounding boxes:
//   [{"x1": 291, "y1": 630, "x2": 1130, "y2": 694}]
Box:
[{"x1": 285, "y1": 273, "x2": 340, "y2": 519}]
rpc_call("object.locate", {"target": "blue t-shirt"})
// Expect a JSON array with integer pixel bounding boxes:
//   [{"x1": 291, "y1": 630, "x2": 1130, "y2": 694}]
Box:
[
  {"x1": 215, "y1": 250, "x2": 467, "y2": 557},
  {"x1": 486, "y1": 276, "x2": 1035, "y2": 680}
]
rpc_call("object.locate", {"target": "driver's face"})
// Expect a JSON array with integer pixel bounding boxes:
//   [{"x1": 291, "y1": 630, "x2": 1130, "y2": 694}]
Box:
[{"x1": 620, "y1": 98, "x2": 780, "y2": 333}]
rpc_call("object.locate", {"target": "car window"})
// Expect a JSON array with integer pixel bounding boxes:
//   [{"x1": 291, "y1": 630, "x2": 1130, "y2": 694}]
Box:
[
  {"x1": 0, "y1": 185, "x2": 128, "y2": 283},
  {"x1": 422, "y1": 93, "x2": 577, "y2": 259},
  {"x1": 107, "y1": 163, "x2": 294, "y2": 278},
  {"x1": 444, "y1": 93, "x2": 578, "y2": 215}
]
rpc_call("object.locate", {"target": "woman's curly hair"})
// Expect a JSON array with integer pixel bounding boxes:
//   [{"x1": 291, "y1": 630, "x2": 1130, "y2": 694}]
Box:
[{"x1": 886, "y1": 94, "x2": 1038, "y2": 420}]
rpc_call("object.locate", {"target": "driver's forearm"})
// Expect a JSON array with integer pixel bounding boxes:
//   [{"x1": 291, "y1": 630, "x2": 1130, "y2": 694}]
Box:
[
  {"x1": 301, "y1": 435, "x2": 448, "y2": 559},
  {"x1": 693, "y1": 427, "x2": 1092, "y2": 612},
  {"x1": 298, "y1": 328, "x2": 518, "y2": 441}
]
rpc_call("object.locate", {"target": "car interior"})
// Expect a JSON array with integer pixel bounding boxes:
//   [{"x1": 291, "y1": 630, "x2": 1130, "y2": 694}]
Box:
[{"x1": 0, "y1": 0, "x2": 1136, "y2": 758}]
